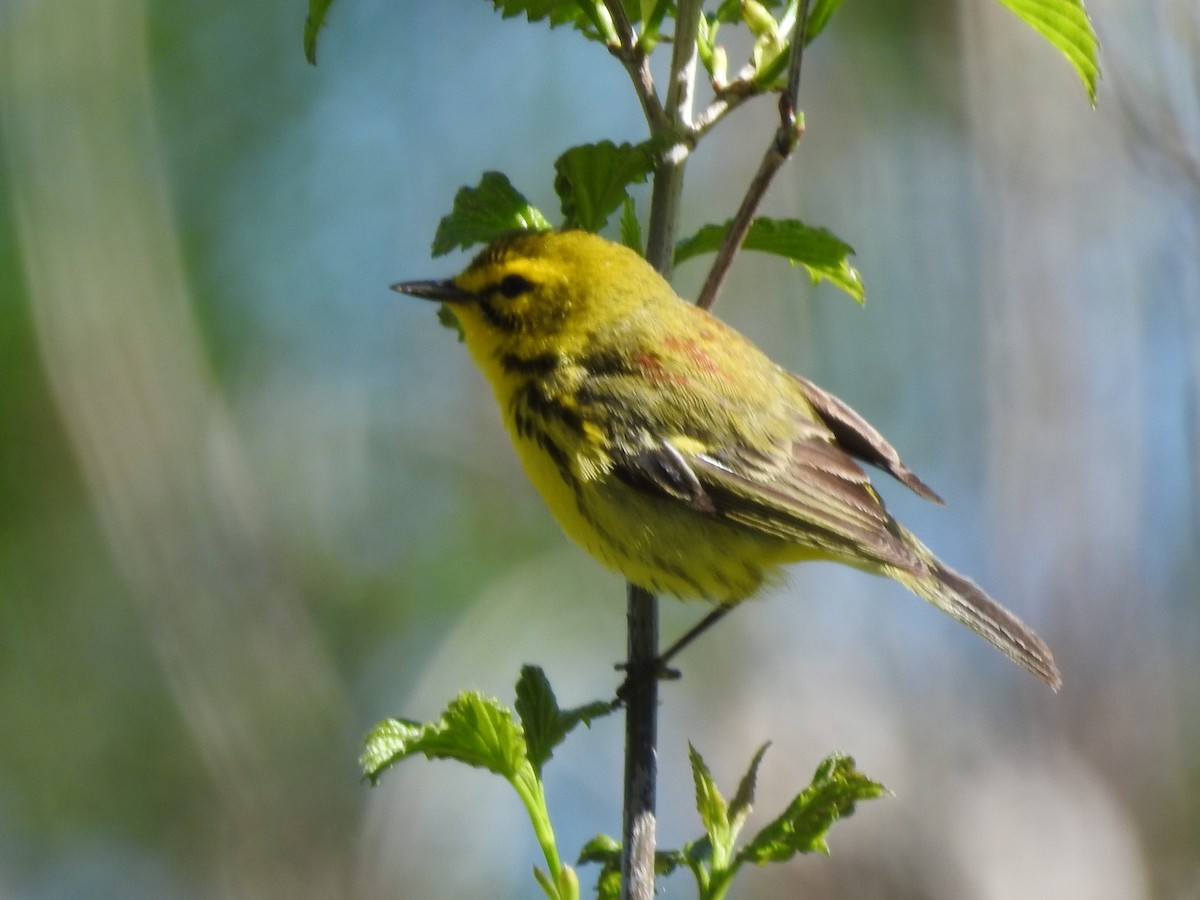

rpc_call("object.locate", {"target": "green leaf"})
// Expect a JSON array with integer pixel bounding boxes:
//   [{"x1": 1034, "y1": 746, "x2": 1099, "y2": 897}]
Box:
[
  {"x1": 804, "y1": 0, "x2": 845, "y2": 44},
  {"x1": 578, "y1": 835, "x2": 622, "y2": 900},
  {"x1": 360, "y1": 718, "x2": 427, "y2": 784},
  {"x1": 490, "y1": 0, "x2": 618, "y2": 44},
  {"x1": 533, "y1": 865, "x2": 557, "y2": 898},
  {"x1": 994, "y1": 0, "x2": 1099, "y2": 104},
  {"x1": 728, "y1": 741, "x2": 770, "y2": 830},
  {"x1": 741, "y1": 0, "x2": 781, "y2": 42},
  {"x1": 577, "y1": 833, "x2": 621, "y2": 865},
  {"x1": 360, "y1": 693, "x2": 529, "y2": 784},
  {"x1": 675, "y1": 217, "x2": 864, "y2": 303},
  {"x1": 514, "y1": 665, "x2": 614, "y2": 776},
  {"x1": 554, "y1": 141, "x2": 655, "y2": 232},
  {"x1": 436, "y1": 304, "x2": 466, "y2": 341},
  {"x1": 514, "y1": 666, "x2": 562, "y2": 775},
  {"x1": 713, "y1": 0, "x2": 743, "y2": 23},
  {"x1": 689, "y1": 743, "x2": 731, "y2": 849},
  {"x1": 303, "y1": 0, "x2": 336, "y2": 65},
  {"x1": 637, "y1": 0, "x2": 674, "y2": 50},
  {"x1": 738, "y1": 754, "x2": 887, "y2": 864},
  {"x1": 653, "y1": 849, "x2": 690, "y2": 878},
  {"x1": 491, "y1": 0, "x2": 591, "y2": 28},
  {"x1": 555, "y1": 864, "x2": 581, "y2": 898},
  {"x1": 695, "y1": 14, "x2": 718, "y2": 76},
  {"x1": 619, "y1": 197, "x2": 643, "y2": 255},
  {"x1": 594, "y1": 865, "x2": 621, "y2": 900},
  {"x1": 432, "y1": 172, "x2": 552, "y2": 257}
]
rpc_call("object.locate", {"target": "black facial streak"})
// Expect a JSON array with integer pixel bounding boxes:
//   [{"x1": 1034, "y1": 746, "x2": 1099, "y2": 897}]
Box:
[{"x1": 478, "y1": 298, "x2": 523, "y2": 333}]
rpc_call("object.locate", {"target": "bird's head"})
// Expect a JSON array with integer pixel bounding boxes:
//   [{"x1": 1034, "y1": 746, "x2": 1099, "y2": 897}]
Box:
[{"x1": 393, "y1": 230, "x2": 674, "y2": 360}]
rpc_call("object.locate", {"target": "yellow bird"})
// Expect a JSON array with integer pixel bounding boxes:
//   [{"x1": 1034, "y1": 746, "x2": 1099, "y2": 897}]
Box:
[{"x1": 393, "y1": 229, "x2": 1059, "y2": 688}]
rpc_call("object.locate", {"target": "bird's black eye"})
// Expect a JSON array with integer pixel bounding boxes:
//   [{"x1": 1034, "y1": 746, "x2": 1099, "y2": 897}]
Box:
[{"x1": 496, "y1": 274, "x2": 533, "y2": 298}]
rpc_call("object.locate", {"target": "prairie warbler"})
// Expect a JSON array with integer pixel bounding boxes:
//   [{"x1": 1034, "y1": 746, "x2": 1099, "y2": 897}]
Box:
[{"x1": 393, "y1": 230, "x2": 1059, "y2": 688}]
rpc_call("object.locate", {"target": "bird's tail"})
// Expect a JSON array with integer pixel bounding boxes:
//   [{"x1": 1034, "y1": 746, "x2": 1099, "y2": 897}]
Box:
[{"x1": 887, "y1": 527, "x2": 1061, "y2": 690}]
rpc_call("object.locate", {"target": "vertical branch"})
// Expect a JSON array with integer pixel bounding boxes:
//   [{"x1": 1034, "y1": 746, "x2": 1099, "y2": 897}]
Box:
[
  {"x1": 621, "y1": 4, "x2": 704, "y2": 899},
  {"x1": 620, "y1": 583, "x2": 659, "y2": 900},
  {"x1": 644, "y1": 0, "x2": 703, "y2": 273}
]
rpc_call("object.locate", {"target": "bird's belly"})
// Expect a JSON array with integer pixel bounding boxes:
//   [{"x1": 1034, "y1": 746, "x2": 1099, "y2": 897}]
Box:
[{"x1": 509, "y1": 432, "x2": 814, "y2": 604}]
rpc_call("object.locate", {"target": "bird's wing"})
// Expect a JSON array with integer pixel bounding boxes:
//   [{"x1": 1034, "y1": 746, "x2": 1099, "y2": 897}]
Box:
[
  {"x1": 790, "y1": 375, "x2": 943, "y2": 504},
  {"x1": 611, "y1": 414, "x2": 922, "y2": 571},
  {"x1": 570, "y1": 338, "x2": 936, "y2": 568}
]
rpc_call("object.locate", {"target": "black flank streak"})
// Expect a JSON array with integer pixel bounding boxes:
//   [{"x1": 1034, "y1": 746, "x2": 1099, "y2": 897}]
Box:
[
  {"x1": 499, "y1": 351, "x2": 559, "y2": 376},
  {"x1": 513, "y1": 382, "x2": 585, "y2": 434},
  {"x1": 579, "y1": 347, "x2": 636, "y2": 378}
]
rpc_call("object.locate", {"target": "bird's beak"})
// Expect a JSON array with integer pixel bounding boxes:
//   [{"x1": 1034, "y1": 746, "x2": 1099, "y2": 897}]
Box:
[{"x1": 390, "y1": 279, "x2": 473, "y2": 303}]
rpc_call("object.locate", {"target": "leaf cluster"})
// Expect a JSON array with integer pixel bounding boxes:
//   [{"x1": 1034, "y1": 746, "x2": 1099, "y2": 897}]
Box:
[
  {"x1": 431, "y1": 168, "x2": 865, "y2": 304},
  {"x1": 362, "y1": 667, "x2": 887, "y2": 900},
  {"x1": 362, "y1": 666, "x2": 613, "y2": 900},
  {"x1": 306, "y1": 0, "x2": 1098, "y2": 105},
  {"x1": 579, "y1": 743, "x2": 886, "y2": 899}
]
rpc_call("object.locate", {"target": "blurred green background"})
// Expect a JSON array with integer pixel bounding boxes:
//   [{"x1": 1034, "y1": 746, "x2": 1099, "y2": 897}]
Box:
[{"x1": 2, "y1": 1, "x2": 1198, "y2": 898}]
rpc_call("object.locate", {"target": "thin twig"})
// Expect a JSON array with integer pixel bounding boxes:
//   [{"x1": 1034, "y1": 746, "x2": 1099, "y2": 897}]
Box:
[
  {"x1": 603, "y1": 0, "x2": 667, "y2": 133},
  {"x1": 695, "y1": 0, "x2": 812, "y2": 312},
  {"x1": 692, "y1": 84, "x2": 756, "y2": 139},
  {"x1": 693, "y1": 56, "x2": 774, "y2": 139}
]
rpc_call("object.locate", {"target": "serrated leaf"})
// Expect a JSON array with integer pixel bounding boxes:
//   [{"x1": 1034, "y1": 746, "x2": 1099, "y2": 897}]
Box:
[
  {"x1": 728, "y1": 741, "x2": 771, "y2": 829},
  {"x1": 675, "y1": 217, "x2": 864, "y2": 303},
  {"x1": 619, "y1": 197, "x2": 643, "y2": 254},
  {"x1": 490, "y1": 0, "x2": 618, "y2": 44},
  {"x1": 491, "y1": 0, "x2": 590, "y2": 28},
  {"x1": 360, "y1": 693, "x2": 529, "y2": 784},
  {"x1": 514, "y1": 666, "x2": 561, "y2": 775},
  {"x1": 360, "y1": 718, "x2": 429, "y2": 784},
  {"x1": 303, "y1": 0, "x2": 336, "y2": 65},
  {"x1": 514, "y1": 666, "x2": 613, "y2": 776},
  {"x1": 432, "y1": 172, "x2": 551, "y2": 257},
  {"x1": 994, "y1": 0, "x2": 1099, "y2": 104},
  {"x1": 689, "y1": 743, "x2": 731, "y2": 846},
  {"x1": 425, "y1": 694, "x2": 528, "y2": 777},
  {"x1": 554, "y1": 141, "x2": 655, "y2": 232},
  {"x1": 804, "y1": 0, "x2": 845, "y2": 44},
  {"x1": 738, "y1": 754, "x2": 887, "y2": 864}
]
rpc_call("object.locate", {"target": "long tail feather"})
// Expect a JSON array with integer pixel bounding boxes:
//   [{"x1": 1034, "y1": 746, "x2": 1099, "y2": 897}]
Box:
[{"x1": 889, "y1": 530, "x2": 1061, "y2": 689}]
